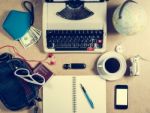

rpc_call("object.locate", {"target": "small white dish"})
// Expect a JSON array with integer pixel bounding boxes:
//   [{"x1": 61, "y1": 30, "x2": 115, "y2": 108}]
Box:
[{"x1": 97, "y1": 51, "x2": 127, "y2": 81}]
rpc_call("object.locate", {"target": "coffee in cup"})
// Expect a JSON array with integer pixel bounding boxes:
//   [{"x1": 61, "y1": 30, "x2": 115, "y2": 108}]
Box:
[{"x1": 104, "y1": 58, "x2": 120, "y2": 73}]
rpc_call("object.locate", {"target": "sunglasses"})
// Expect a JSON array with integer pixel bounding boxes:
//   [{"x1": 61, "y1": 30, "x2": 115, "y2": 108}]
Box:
[{"x1": 14, "y1": 68, "x2": 45, "y2": 85}]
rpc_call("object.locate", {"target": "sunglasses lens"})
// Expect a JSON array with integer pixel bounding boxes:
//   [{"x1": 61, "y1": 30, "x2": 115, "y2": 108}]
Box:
[
  {"x1": 32, "y1": 75, "x2": 44, "y2": 83},
  {"x1": 16, "y1": 69, "x2": 28, "y2": 75}
]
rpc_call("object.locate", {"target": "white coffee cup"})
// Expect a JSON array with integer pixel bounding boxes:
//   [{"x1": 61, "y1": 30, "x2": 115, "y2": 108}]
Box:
[
  {"x1": 98, "y1": 57, "x2": 121, "y2": 75},
  {"x1": 97, "y1": 51, "x2": 127, "y2": 81}
]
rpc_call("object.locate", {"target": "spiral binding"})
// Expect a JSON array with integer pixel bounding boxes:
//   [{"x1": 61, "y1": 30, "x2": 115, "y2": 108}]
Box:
[{"x1": 72, "y1": 77, "x2": 77, "y2": 113}]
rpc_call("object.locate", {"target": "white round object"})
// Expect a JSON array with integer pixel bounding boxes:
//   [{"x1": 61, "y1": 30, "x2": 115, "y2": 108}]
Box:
[
  {"x1": 115, "y1": 44, "x2": 124, "y2": 53},
  {"x1": 97, "y1": 51, "x2": 127, "y2": 81},
  {"x1": 113, "y1": 1, "x2": 147, "y2": 35}
]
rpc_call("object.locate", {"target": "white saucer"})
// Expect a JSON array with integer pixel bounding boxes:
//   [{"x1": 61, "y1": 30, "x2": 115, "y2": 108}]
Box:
[{"x1": 97, "y1": 51, "x2": 127, "y2": 81}]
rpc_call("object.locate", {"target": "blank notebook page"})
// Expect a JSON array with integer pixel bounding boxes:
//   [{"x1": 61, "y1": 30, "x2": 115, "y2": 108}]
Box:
[{"x1": 43, "y1": 76, "x2": 106, "y2": 113}]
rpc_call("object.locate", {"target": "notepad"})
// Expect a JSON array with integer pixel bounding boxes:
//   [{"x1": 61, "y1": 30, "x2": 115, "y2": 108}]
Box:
[{"x1": 43, "y1": 75, "x2": 106, "y2": 113}]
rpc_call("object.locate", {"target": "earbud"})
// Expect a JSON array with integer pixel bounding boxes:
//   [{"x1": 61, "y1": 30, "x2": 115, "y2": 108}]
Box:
[
  {"x1": 47, "y1": 53, "x2": 56, "y2": 65},
  {"x1": 48, "y1": 53, "x2": 53, "y2": 58}
]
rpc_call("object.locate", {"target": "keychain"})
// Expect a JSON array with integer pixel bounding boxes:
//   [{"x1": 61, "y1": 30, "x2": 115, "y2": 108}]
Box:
[
  {"x1": 129, "y1": 55, "x2": 140, "y2": 76},
  {"x1": 129, "y1": 55, "x2": 150, "y2": 76}
]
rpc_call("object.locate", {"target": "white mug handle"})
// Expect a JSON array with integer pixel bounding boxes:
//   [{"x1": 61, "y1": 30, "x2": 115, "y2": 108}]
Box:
[{"x1": 98, "y1": 65, "x2": 103, "y2": 68}]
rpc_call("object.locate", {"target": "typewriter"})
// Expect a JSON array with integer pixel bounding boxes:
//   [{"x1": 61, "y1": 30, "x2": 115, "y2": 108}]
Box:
[{"x1": 43, "y1": 0, "x2": 108, "y2": 53}]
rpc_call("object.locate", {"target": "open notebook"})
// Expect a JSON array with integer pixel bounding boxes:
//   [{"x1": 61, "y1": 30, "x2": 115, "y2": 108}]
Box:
[{"x1": 43, "y1": 76, "x2": 106, "y2": 113}]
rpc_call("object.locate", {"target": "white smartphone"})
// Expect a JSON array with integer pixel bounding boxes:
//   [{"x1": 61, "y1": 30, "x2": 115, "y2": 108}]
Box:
[{"x1": 115, "y1": 85, "x2": 128, "y2": 109}]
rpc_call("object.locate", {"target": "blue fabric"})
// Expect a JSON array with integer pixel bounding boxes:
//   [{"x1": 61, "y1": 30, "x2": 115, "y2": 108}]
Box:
[{"x1": 2, "y1": 10, "x2": 31, "y2": 40}]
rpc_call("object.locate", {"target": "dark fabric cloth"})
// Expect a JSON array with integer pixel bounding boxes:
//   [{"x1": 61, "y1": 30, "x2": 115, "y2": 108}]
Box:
[{"x1": 0, "y1": 53, "x2": 39, "y2": 111}]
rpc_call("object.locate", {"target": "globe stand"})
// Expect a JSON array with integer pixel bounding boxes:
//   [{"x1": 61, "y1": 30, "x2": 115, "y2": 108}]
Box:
[{"x1": 119, "y1": 0, "x2": 137, "y2": 19}]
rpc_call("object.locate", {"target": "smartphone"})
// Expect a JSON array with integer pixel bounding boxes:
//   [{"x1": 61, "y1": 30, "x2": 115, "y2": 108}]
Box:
[{"x1": 115, "y1": 85, "x2": 128, "y2": 109}]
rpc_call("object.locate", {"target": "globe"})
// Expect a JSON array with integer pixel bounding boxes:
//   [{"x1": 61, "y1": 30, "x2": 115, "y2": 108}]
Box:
[{"x1": 113, "y1": 1, "x2": 148, "y2": 36}]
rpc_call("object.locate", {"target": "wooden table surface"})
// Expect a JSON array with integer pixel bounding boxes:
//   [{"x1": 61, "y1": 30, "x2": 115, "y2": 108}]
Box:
[{"x1": 0, "y1": 0, "x2": 150, "y2": 113}]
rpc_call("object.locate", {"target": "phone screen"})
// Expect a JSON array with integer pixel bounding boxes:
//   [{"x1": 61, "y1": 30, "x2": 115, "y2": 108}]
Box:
[
  {"x1": 115, "y1": 85, "x2": 128, "y2": 109},
  {"x1": 116, "y1": 89, "x2": 127, "y2": 105}
]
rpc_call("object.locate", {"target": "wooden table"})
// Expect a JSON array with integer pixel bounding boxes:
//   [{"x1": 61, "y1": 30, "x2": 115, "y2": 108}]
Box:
[{"x1": 0, "y1": 0, "x2": 150, "y2": 113}]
